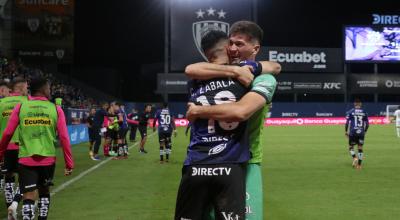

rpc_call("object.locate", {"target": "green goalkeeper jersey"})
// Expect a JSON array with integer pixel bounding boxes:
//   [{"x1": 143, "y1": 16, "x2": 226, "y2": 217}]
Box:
[{"x1": 247, "y1": 74, "x2": 277, "y2": 164}]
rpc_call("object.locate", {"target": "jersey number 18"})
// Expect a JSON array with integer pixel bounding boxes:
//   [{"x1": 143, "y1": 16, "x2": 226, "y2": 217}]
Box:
[{"x1": 196, "y1": 90, "x2": 239, "y2": 134}]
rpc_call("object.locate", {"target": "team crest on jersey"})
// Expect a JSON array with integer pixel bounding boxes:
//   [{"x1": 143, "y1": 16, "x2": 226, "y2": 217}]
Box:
[
  {"x1": 192, "y1": 7, "x2": 229, "y2": 61},
  {"x1": 27, "y1": 18, "x2": 40, "y2": 32}
]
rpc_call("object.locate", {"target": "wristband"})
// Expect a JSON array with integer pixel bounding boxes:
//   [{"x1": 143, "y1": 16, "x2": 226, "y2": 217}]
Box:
[{"x1": 239, "y1": 60, "x2": 262, "y2": 77}]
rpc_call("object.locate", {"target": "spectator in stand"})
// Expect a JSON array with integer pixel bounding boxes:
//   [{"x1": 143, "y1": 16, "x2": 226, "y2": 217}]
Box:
[{"x1": 0, "y1": 80, "x2": 10, "y2": 98}]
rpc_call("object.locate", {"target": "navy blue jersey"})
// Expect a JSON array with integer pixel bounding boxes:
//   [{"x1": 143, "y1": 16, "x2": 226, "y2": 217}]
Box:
[
  {"x1": 154, "y1": 108, "x2": 174, "y2": 134},
  {"x1": 346, "y1": 108, "x2": 369, "y2": 136},
  {"x1": 116, "y1": 109, "x2": 129, "y2": 129},
  {"x1": 184, "y1": 78, "x2": 250, "y2": 165}
]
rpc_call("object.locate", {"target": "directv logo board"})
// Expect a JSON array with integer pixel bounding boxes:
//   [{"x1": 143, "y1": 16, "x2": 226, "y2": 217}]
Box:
[
  {"x1": 260, "y1": 47, "x2": 343, "y2": 73},
  {"x1": 372, "y1": 14, "x2": 400, "y2": 25}
]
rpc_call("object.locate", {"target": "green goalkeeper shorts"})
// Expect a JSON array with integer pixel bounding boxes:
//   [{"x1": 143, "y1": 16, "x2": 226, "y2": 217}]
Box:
[{"x1": 207, "y1": 163, "x2": 263, "y2": 220}]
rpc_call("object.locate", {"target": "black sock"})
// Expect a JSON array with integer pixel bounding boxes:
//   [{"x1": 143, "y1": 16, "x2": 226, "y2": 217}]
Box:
[
  {"x1": 38, "y1": 194, "x2": 51, "y2": 220},
  {"x1": 118, "y1": 144, "x2": 124, "y2": 156},
  {"x1": 166, "y1": 148, "x2": 170, "y2": 160},
  {"x1": 22, "y1": 199, "x2": 35, "y2": 220},
  {"x1": 13, "y1": 187, "x2": 22, "y2": 203},
  {"x1": 160, "y1": 147, "x2": 164, "y2": 161},
  {"x1": 4, "y1": 176, "x2": 15, "y2": 207},
  {"x1": 349, "y1": 147, "x2": 356, "y2": 158},
  {"x1": 358, "y1": 149, "x2": 363, "y2": 165},
  {"x1": 123, "y1": 144, "x2": 128, "y2": 156},
  {"x1": 0, "y1": 172, "x2": 4, "y2": 189},
  {"x1": 166, "y1": 140, "x2": 171, "y2": 160}
]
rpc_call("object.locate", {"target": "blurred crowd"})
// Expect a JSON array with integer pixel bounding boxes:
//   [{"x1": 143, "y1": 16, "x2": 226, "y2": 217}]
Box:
[{"x1": 0, "y1": 56, "x2": 95, "y2": 109}]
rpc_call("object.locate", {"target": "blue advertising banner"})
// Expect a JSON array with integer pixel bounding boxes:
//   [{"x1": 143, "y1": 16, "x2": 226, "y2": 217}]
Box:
[{"x1": 67, "y1": 124, "x2": 88, "y2": 145}]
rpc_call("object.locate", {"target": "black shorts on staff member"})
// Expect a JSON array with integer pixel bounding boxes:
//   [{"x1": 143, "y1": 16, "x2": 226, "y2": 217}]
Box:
[{"x1": 138, "y1": 125, "x2": 147, "y2": 139}]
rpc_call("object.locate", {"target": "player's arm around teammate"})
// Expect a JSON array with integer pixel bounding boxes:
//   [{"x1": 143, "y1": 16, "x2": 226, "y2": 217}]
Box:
[
  {"x1": 185, "y1": 60, "x2": 280, "y2": 84},
  {"x1": 184, "y1": 72, "x2": 271, "y2": 121}
]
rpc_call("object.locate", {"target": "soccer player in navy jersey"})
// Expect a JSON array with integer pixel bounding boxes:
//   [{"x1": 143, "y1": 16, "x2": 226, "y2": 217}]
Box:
[
  {"x1": 153, "y1": 103, "x2": 177, "y2": 163},
  {"x1": 174, "y1": 30, "x2": 253, "y2": 220},
  {"x1": 345, "y1": 99, "x2": 369, "y2": 169}
]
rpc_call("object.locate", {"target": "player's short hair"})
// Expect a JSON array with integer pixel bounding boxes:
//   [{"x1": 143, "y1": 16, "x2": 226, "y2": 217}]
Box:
[
  {"x1": 144, "y1": 104, "x2": 151, "y2": 109},
  {"x1": 29, "y1": 77, "x2": 48, "y2": 95},
  {"x1": 10, "y1": 76, "x2": 27, "y2": 90},
  {"x1": 201, "y1": 30, "x2": 228, "y2": 54},
  {"x1": 230, "y1": 20, "x2": 263, "y2": 44},
  {"x1": 115, "y1": 101, "x2": 124, "y2": 107},
  {"x1": 163, "y1": 102, "x2": 168, "y2": 108},
  {"x1": 354, "y1": 98, "x2": 361, "y2": 103}
]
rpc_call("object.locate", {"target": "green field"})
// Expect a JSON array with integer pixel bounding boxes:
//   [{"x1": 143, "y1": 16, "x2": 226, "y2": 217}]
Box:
[{"x1": 1, "y1": 125, "x2": 400, "y2": 219}]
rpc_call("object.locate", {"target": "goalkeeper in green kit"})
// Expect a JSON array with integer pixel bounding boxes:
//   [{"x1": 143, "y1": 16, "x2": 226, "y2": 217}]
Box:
[{"x1": 186, "y1": 20, "x2": 279, "y2": 220}]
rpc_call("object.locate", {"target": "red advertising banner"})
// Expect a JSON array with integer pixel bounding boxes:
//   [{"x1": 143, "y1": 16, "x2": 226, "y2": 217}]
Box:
[
  {"x1": 264, "y1": 117, "x2": 389, "y2": 126},
  {"x1": 151, "y1": 117, "x2": 389, "y2": 127}
]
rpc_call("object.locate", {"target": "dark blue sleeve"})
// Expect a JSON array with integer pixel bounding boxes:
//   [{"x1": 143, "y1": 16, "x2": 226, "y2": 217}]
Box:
[{"x1": 364, "y1": 112, "x2": 369, "y2": 132}]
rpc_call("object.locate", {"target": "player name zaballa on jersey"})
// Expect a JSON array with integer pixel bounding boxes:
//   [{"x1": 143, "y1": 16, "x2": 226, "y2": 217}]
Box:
[
  {"x1": 24, "y1": 117, "x2": 52, "y2": 126},
  {"x1": 191, "y1": 167, "x2": 232, "y2": 176},
  {"x1": 198, "y1": 79, "x2": 236, "y2": 95}
]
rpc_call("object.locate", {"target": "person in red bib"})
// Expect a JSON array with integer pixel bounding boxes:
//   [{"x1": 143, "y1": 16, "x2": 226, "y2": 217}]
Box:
[{"x1": 0, "y1": 77, "x2": 74, "y2": 220}]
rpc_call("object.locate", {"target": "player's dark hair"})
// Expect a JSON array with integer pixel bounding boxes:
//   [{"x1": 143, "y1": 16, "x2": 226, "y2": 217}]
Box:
[
  {"x1": 163, "y1": 102, "x2": 168, "y2": 108},
  {"x1": 10, "y1": 76, "x2": 27, "y2": 90},
  {"x1": 144, "y1": 104, "x2": 151, "y2": 109},
  {"x1": 201, "y1": 30, "x2": 228, "y2": 54},
  {"x1": 354, "y1": 98, "x2": 361, "y2": 103},
  {"x1": 230, "y1": 20, "x2": 263, "y2": 44},
  {"x1": 29, "y1": 77, "x2": 48, "y2": 95}
]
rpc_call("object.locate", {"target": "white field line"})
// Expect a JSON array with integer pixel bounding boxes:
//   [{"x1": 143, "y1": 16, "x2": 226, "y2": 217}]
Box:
[{"x1": 50, "y1": 133, "x2": 156, "y2": 196}]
